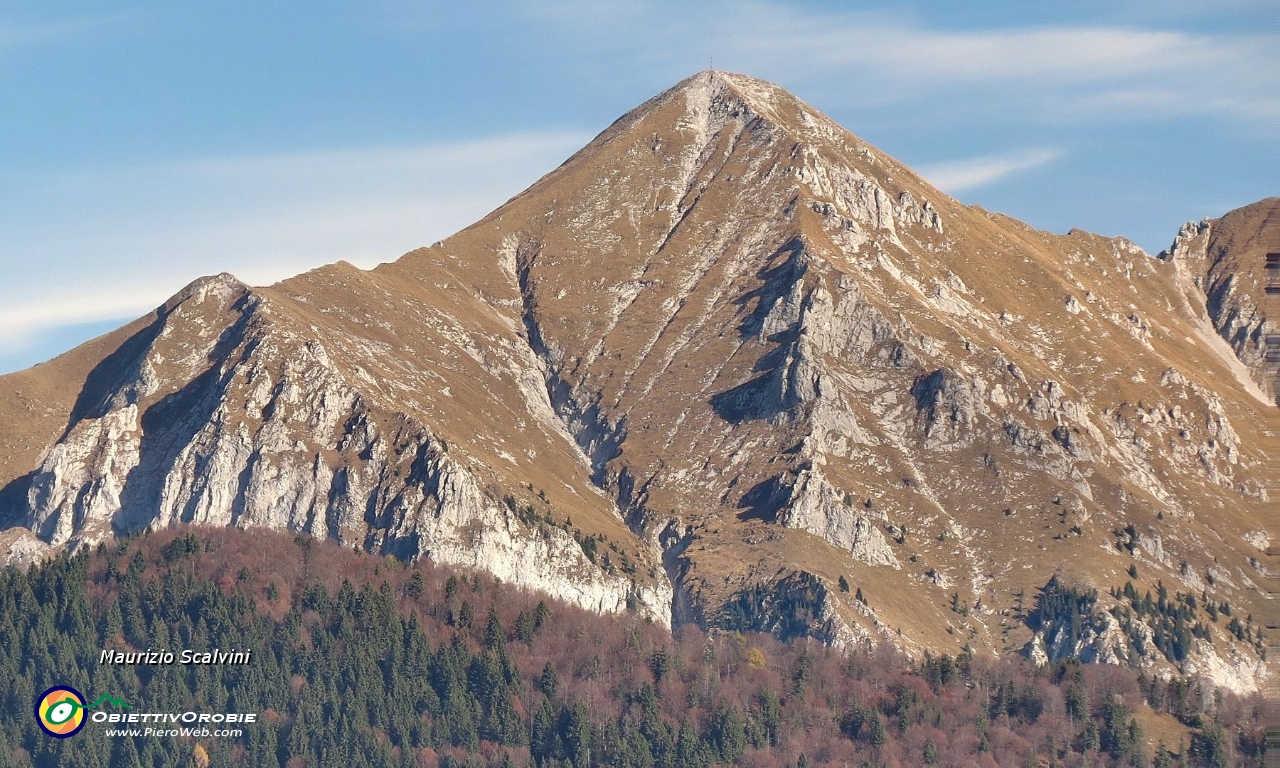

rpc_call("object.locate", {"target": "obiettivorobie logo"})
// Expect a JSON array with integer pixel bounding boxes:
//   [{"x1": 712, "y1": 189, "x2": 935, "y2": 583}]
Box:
[
  {"x1": 35, "y1": 684, "x2": 257, "y2": 739},
  {"x1": 35, "y1": 686, "x2": 130, "y2": 738}
]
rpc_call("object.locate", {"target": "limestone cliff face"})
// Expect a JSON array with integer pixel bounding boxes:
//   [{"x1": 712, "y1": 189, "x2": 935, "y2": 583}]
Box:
[
  {"x1": 1025, "y1": 590, "x2": 1268, "y2": 694},
  {"x1": 20, "y1": 273, "x2": 671, "y2": 623},
  {"x1": 1159, "y1": 198, "x2": 1280, "y2": 401},
  {"x1": 0, "y1": 72, "x2": 1274, "y2": 693},
  {"x1": 777, "y1": 468, "x2": 898, "y2": 568}
]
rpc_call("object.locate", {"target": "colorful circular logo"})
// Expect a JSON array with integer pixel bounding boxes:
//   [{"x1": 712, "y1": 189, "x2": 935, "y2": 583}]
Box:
[{"x1": 35, "y1": 686, "x2": 87, "y2": 738}]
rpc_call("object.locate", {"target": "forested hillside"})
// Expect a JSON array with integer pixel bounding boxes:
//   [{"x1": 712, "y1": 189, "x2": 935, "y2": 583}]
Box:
[{"x1": 0, "y1": 527, "x2": 1264, "y2": 767}]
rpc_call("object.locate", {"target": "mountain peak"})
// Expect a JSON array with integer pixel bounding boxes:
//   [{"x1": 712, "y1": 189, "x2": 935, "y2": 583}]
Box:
[
  {"x1": 488, "y1": 70, "x2": 945, "y2": 270},
  {"x1": 613, "y1": 69, "x2": 861, "y2": 157},
  {"x1": 667, "y1": 69, "x2": 788, "y2": 111},
  {"x1": 2, "y1": 73, "x2": 1275, "y2": 695}
]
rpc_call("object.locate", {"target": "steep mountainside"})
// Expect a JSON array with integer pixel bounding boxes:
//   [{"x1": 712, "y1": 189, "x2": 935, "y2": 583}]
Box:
[
  {"x1": 1, "y1": 72, "x2": 1274, "y2": 692},
  {"x1": 1158, "y1": 197, "x2": 1280, "y2": 401}
]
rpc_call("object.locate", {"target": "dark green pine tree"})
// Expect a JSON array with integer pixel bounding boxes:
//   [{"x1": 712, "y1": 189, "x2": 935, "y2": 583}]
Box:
[
  {"x1": 531, "y1": 700, "x2": 558, "y2": 766},
  {"x1": 675, "y1": 716, "x2": 707, "y2": 768},
  {"x1": 1153, "y1": 741, "x2": 1171, "y2": 768},
  {"x1": 707, "y1": 699, "x2": 746, "y2": 765},
  {"x1": 138, "y1": 738, "x2": 165, "y2": 768},
  {"x1": 1190, "y1": 724, "x2": 1228, "y2": 768},
  {"x1": 540, "y1": 662, "x2": 559, "y2": 699},
  {"x1": 110, "y1": 734, "x2": 144, "y2": 768},
  {"x1": 755, "y1": 686, "x2": 782, "y2": 747},
  {"x1": 286, "y1": 704, "x2": 315, "y2": 764},
  {"x1": 561, "y1": 702, "x2": 591, "y2": 768},
  {"x1": 515, "y1": 610, "x2": 537, "y2": 643},
  {"x1": 1065, "y1": 670, "x2": 1089, "y2": 721},
  {"x1": 534, "y1": 600, "x2": 552, "y2": 629},
  {"x1": 489, "y1": 689, "x2": 526, "y2": 746},
  {"x1": 483, "y1": 607, "x2": 506, "y2": 652},
  {"x1": 1101, "y1": 694, "x2": 1132, "y2": 760},
  {"x1": 637, "y1": 684, "x2": 673, "y2": 765}
]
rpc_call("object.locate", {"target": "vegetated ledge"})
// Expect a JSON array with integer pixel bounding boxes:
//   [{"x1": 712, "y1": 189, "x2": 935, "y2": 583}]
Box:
[{"x1": 0, "y1": 524, "x2": 1264, "y2": 767}]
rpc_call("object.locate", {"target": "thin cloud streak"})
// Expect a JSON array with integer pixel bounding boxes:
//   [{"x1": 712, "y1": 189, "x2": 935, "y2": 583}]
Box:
[
  {"x1": 522, "y1": 1, "x2": 1280, "y2": 124},
  {"x1": 721, "y1": 6, "x2": 1280, "y2": 120},
  {"x1": 918, "y1": 149, "x2": 1063, "y2": 193},
  {"x1": 0, "y1": 12, "x2": 137, "y2": 51},
  {"x1": 0, "y1": 131, "x2": 589, "y2": 372},
  {"x1": 1047, "y1": 88, "x2": 1280, "y2": 122},
  {"x1": 737, "y1": 21, "x2": 1222, "y2": 83},
  {"x1": 0, "y1": 293, "x2": 164, "y2": 352}
]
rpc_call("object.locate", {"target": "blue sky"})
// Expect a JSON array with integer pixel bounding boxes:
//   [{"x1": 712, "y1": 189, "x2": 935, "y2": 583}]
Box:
[{"x1": 1, "y1": 0, "x2": 1276, "y2": 373}]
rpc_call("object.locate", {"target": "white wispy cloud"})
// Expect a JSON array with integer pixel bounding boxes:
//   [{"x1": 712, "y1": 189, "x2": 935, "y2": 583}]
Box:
[
  {"x1": 918, "y1": 149, "x2": 1064, "y2": 194},
  {"x1": 0, "y1": 12, "x2": 137, "y2": 51},
  {"x1": 0, "y1": 293, "x2": 165, "y2": 352},
  {"x1": 0, "y1": 131, "x2": 589, "y2": 371},
  {"x1": 744, "y1": 22, "x2": 1218, "y2": 83},
  {"x1": 727, "y1": 7, "x2": 1280, "y2": 120},
  {"x1": 520, "y1": 0, "x2": 1280, "y2": 123}
]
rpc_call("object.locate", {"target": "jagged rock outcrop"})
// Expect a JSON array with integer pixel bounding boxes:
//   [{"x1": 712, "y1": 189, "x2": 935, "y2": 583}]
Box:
[
  {"x1": 911, "y1": 368, "x2": 979, "y2": 449},
  {"x1": 1159, "y1": 198, "x2": 1280, "y2": 400},
  {"x1": 717, "y1": 571, "x2": 870, "y2": 649},
  {"x1": 0, "y1": 72, "x2": 1274, "y2": 692},
  {"x1": 1023, "y1": 574, "x2": 1269, "y2": 694},
  {"x1": 17, "y1": 273, "x2": 672, "y2": 621},
  {"x1": 777, "y1": 468, "x2": 899, "y2": 568}
]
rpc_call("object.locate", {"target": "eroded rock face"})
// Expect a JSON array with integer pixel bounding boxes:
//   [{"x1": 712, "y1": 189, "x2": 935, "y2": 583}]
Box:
[
  {"x1": 1023, "y1": 574, "x2": 1269, "y2": 695},
  {"x1": 1160, "y1": 199, "x2": 1280, "y2": 399},
  {"x1": 20, "y1": 274, "x2": 671, "y2": 624},
  {"x1": 0, "y1": 73, "x2": 1274, "y2": 692},
  {"x1": 911, "y1": 368, "x2": 979, "y2": 449},
  {"x1": 777, "y1": 469, "x2": 898, "y2": 568}
]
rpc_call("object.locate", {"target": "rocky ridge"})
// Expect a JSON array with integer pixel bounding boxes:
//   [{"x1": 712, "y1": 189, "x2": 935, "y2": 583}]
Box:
[{"x1": 1158, "y1": 197, "x2": 1280, "y2": 402}]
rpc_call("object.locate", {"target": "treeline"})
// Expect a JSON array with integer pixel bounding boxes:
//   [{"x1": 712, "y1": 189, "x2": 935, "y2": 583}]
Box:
[{"x1": 0, "y1": 527, "x2": 1265, "y2": 767}]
